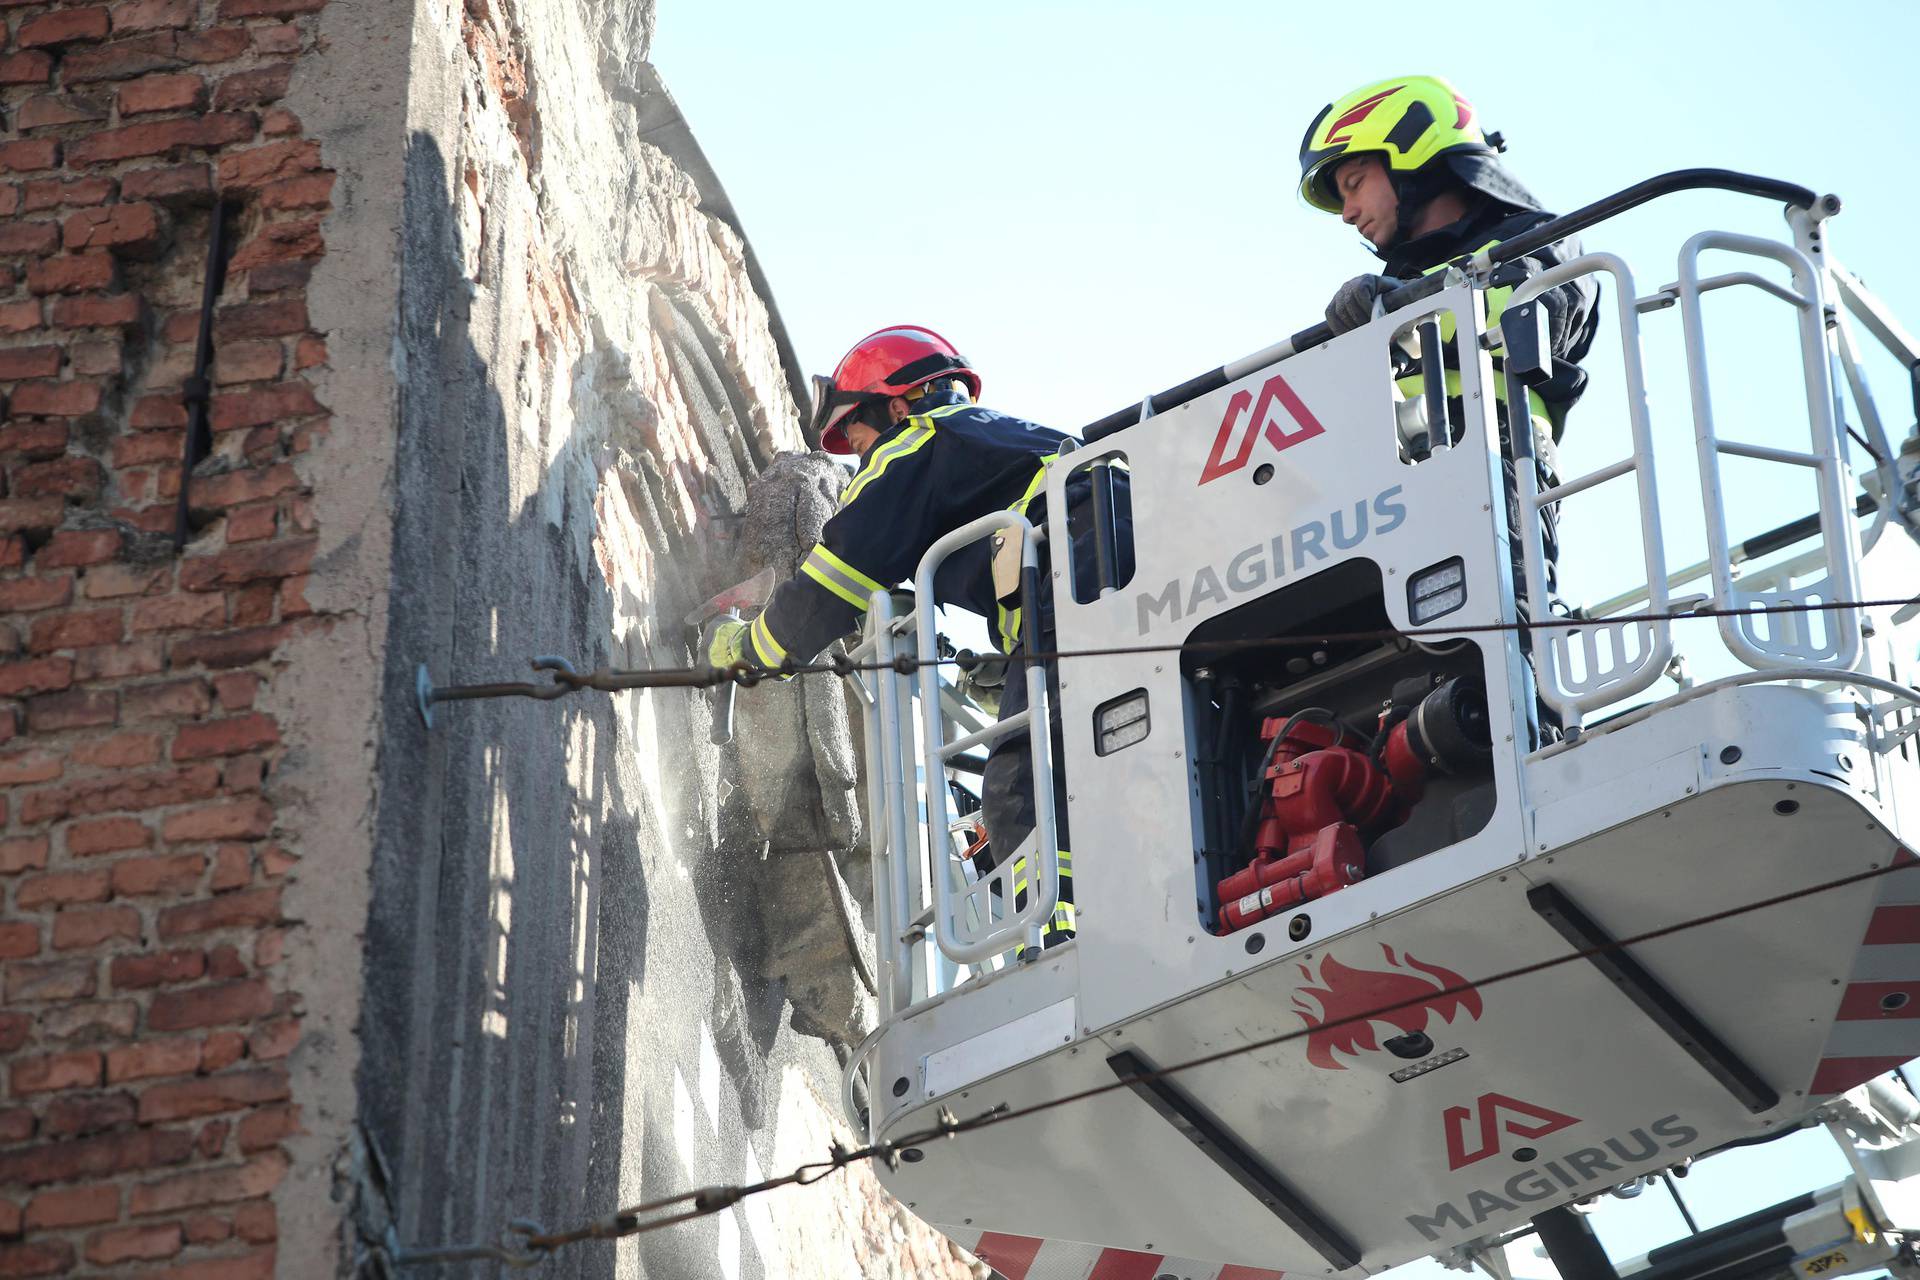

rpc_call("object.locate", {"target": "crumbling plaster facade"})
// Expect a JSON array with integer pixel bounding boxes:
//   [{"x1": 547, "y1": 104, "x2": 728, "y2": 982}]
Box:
[{"x1": 344, "y1": 1, "x2": 981, "y2": 1277}]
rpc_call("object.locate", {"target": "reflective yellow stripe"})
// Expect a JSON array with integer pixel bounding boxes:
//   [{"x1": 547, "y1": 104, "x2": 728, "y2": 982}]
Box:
[
  {"x1": 748, "y1": 613, "x2": 786, "y2": 667},
  {"x1": 800, "y1": 545, "x2": 883, "y2": 611},
  {"x1": 995, "y1": 454, "x2": 1060, "y2": 653},
  {"x1": 842, "y1": 421, "x2": 935, "y2": 506}
]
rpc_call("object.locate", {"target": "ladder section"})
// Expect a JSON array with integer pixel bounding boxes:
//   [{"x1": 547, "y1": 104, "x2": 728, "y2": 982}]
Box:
[
  {"x1": 1679, "y1": 231, "x2": 1864, "y2": 671},
  {"x1": 1507, "y1": 254, "x2": 1672, "y2": 726}
]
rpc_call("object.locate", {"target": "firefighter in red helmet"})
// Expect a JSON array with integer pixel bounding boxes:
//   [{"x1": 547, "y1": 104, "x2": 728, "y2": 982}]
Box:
[{"x1": 710, "y1": 325, "x2": 1120, "y2": 950}]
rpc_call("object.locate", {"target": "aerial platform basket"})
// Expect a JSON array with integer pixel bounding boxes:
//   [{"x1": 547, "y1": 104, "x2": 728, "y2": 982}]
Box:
[{"x1": 840, "y1": 171, "x2": 1920, "y2": 1280}]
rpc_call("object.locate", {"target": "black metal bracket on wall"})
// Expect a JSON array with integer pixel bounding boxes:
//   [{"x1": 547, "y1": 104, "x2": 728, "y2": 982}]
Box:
[{"x1": 172, "y1": 201, "x2": 238, "y2": 551}]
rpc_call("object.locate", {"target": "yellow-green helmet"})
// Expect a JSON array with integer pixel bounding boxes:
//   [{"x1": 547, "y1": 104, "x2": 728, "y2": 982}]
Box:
[{"x1": 1298, "y1": 75, "x2": 1491, "y2": 213}]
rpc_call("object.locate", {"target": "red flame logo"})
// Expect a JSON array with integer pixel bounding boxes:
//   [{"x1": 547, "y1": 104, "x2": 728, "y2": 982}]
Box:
[{"x1": 1292, "y1": 944, "x2": 1482, "y2": 1070}]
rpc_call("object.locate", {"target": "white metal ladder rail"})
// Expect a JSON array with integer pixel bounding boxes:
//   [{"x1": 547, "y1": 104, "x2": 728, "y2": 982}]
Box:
[
  {"x1": 1507, "y1": 253, "x2": 1673, "y2": 727},
  {"x1": 1679, "y1": 231, "x2": 1864, "y2": 672},
  {"x1": 913, "y1": 511, "x2": 1061, "y2": 965}
]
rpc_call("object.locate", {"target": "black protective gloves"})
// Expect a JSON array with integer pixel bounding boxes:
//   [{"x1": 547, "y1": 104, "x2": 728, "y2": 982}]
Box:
[{"x1": 1325, "y1": 273, "x2": 1407, "y2": 334}]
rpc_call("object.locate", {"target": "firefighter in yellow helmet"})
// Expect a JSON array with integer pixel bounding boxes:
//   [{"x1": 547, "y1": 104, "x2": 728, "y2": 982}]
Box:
[{"x1": 1300, "y1": 75, "x2": 1599, "y2": 612}]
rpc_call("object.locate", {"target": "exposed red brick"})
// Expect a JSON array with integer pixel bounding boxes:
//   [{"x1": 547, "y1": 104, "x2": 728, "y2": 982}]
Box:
[
  {"x1": 19, "y1": 176, "x2": 116, "y2": 213},
  {"x1": 14, "y1": 456, "x2": 102, "y2": 500},
  {"x1": 169, "y1": 625, "x2": 288, "y2": 670},
  {"x1": 210, "y1": 673, "x2": 258, "y2": 710},
  {"x1": 0, "y1": 924, "x2": 39, "y2": 961},
  {"x1": 10, "y1": 1050, "x2": 102, "y2": 1095},
  {"x1": 26, "y1": 687, "x2": 118, "y2": 732},
  {"x1": 108, "y1": 948, "x2": 204, "y2": 992},
  {"x1": 5, "y1": 958, "x2": 96, "y2": 1003},
  {"x1": 207, "y1": 844, "x2": 249, "y2": 891},
  {"x1": 243, "y1": 1020, "x2": 295, "y2": 1064},
  {"x1": 63, "y1": 202, "x2": 166, "y2": 258},
  {"x1": 118, "y1": 71, "x2": 205, "y2": 116},
  {"x1": 111, "y1": 0, "x2": 198, "y2": 32},
  {"x1": 37, "y1": 999, "x2": 137, "y2": 1043},
  {"x1": 0, "y1": 224, "x2": 58, "y2": 258},
  {"x1": 173, "y1": 715, "x2": 279, "y2": 762},
  {"x1": 129, "y1": 1148, "x2": 287, "y2": 1214},
  {"x1": 0, "y1": 578, "x2": 72, "y2": 616},
  {"x1": 212, "y1": 299, "x2": 304, "y2": 341},
  {"x1": 113, "y1": 431, "x2": 182, "y2": 469},
  {"x1": 17, "y1": 8, "x2": 111, "y2": 49},
  {"x1": 131, "y1": 392, "x2": 188, "y2": 429},
  {"x1": 123, "y1": 678, "x2": 212, "y2": 721},
  {"x1": 0, "y1": 1108, "x2": 31, "y2": 1142},
  {"x1": 66, "y1": 113, "x2": 256, "y2": 167},
  {"x1": 39, "y1": 529, "x2": 121, "y2": 569},
  {"x1": 0, "y1": 299, "x2": 42, "y2": 334},
  {"x1": 27, "y1": 253, "x2": 115, "y2": 296},
  {"x1": 205, "y1": 944, "x2": 245, "y2": 980},
  {"x1": 50, "y1": 291, "x2": 140, "y2": 328},
  {"x1": 0, "y1": 140, "x2": 60, "y2": 175},
  {"x1": 23, "y1": 1183, "x2": 117, "y2": 1229},
  {"x1": 70, "y1": 336, "x2": 124, "y2": 376},
  {"x1": 159, "y1": 794, "x2": 274, "y2": 844},
  {"x1": 225, "y1": 504, "x2": 277, "y2": 543},
  {"x1": 73, "y1": 637, "x2": 164, "y2": 682},
  {"x1": 268, "y1": 170, "x2": 339, "y2": 219},
  {"x1": 42, "y1": 1089, "x2": 134, "y2": 1136},
  {"x1": 29, "y1": 608, "x2": 123, "y2": 653},
  {"x1": 8, "y1": 379, "x2": 103, "y2": 416},
  {"x1": 109, "y1": 854, "x2": 204, "y2": 898},
  {"x1": 103, "y1": 1037, "x2": 195, "y2": 1084},
  {"x1": 207, "y1": 381, "x2": 321, "y2": 431},
  {"x1": 222, "y1": 754, "x2": 264, "y2": 793},
  {"x1": 232, "y1": 1199, "x2": 274, "y2": 1243},
  {"x1": 121, "y1": 162, "x2": 211, "y2": 206},
  {"x1": 0, "y1": 345, "x2": 60, "y2": 381},
  {"x1": 146, "y1": 977, "x2": 271, "y2": 1031},
  {"x1": 17, "y1": 869, "x2": 111, "y2": 909},
  {"x1": 214, "y1": 139, "x2": 318, "y2": 191},
  {"x1": 0, "y1": 52, "x2": 55, "y2": 87},
  {"x1": 53, "y1": 906, "x2": 141, "y2": 951},
  {"x1": 83, "y1": 564, "x2": 171, "y2": 600},
  {"x1": 211, "y1": 64, "x2": 290, "y2": 112},
  {"x1": 244, "y1": 259, "x2": 309, "y2": 292},
  {"x1": 156, "y1": 888, "x2": 278, "y2": 942},
  {"x1": 21, "y1": 761, "x2": 220, "y2": 824},
  {"x1": 251, "y1": 24, "x2": 300, "y2": 55},
  {"x1": 0, "y1": 750, "x2": 61, "y2": 786},
  {"x1": 63, "y1": 32, "x2": 185, "y2": 84},
  {"x1": 176, "y1": 27, "x2": 249, "y2": 65},
  {"x1": 1, "y1": 422, "x2": 70, "y2": 462},
  {"x1": 184, "y1": 1215, "x2": 231, "y2": 1244},
  {"x1": 0, "y1": 835, "x2": 50, "y2": 874},
  {"x1": 0, "y1": 1241, "x2": 73, "y2": 1277},
  {"x1": 0, "y1": 499, "x2": 65, "y2": 534},
  {"x1": 211, "y1": 341, "x2": 283, "y2": 386},
  {"x1": 133, "y1": 592, "x2": 226, "y2": 632},
  {"x1": 0, "y1": 1015, "x2": 27, "y2": 1055},
  {"x1": 66, "y1": 816, "x2": 152, "y2": 856},
  {"x1": 14, "y1": 93, "x2": 109, "y2": 132},
  {"x1": 0, "y1": 1126, "x2": 193, "y2": 1187},
  {"x1": 85, "y1": 1222, "x2": 180, "y2": 1265},
  {"x1": 228, "y1": 581, "x2": 274, "y2": 626},
  {"x1": 137, "y1": 1068, "x2": 287, "y2": 1123},
  {"x1": 229, "y1": 217, "x2": 321, "y2": 269}
]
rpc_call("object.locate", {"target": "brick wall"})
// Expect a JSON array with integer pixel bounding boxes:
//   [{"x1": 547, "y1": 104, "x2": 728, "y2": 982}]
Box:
[{"x1": 0, "y1": 0, "x2": 334, "y2": 1274}]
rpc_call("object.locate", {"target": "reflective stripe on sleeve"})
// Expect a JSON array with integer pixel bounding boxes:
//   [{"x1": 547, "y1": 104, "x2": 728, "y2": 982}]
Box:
[
  {"x1": 994, "y1": 455, "x2": 1059, "y2": 653},
  {"x1": 800, "y1": 545, "x2": 884, "y2": 611},
  {"x1": 748, "y1": 613, "x2": 787, "y2": 667},
  {"x1": 842, "y1": 421, "x2": 935, "y2": 506}
]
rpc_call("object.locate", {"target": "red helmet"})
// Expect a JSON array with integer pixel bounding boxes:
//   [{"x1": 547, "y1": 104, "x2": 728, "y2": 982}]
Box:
[{"x1": 808, "y1": 325, "x2": 982, "y2": 454}]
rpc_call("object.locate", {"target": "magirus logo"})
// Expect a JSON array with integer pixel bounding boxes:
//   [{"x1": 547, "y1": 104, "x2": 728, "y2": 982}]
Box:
[
  {"x1": 1197, "y1": 372, "x2": 1326, "y2": 485},
  {"x1": 1291, "y1": 944, "x2": 1482, "y2": 1070},
  {"x1": 1408, "y1": 1112, "x2": 1700, "y2": 1241}
]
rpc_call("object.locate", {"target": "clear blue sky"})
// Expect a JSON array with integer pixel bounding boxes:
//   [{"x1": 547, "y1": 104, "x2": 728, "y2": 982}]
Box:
[{"x1": 655, "y1": 2, "x2": 1920, "y2": 1273}]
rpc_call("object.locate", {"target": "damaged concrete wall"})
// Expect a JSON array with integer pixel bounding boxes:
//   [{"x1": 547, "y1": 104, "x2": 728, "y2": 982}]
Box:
[{"x1": 353, "y1": 1, "x2": 980, "y2": 1276}]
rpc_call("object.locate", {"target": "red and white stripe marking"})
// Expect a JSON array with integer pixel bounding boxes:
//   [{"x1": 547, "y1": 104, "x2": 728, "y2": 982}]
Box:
[
  {"x1": 942, "y1": 1228, "x2": 1285, "y2": 1280},
  {"x1": 1811, "y1": 846, "x2": 1920, "y2": 1096}
]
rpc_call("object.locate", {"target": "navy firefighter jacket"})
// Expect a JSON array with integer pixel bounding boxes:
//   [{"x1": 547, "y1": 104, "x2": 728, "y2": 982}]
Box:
[{"x1": 743, "y1": 390, "x2": 1071, "y2": 671}]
